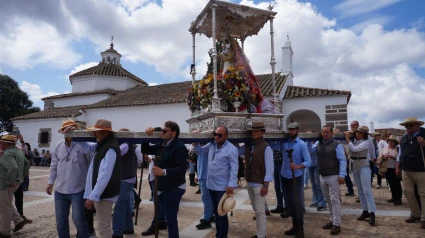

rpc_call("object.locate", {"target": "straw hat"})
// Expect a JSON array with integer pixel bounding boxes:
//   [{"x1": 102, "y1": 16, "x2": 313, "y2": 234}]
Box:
[
  {"x1": 353, "y1": 126, "x2": 370, "y2": 135},
  {"x1": 373, "y1": 132, "x2": 381, "y2": 137},
  {"x1": 287, "y1": 122, "x2": 300, "y2": 129},
  {"x1": 387, "y1": 135, "x2": 399, "y2": 144},
  {"x1": 58, "y1": 118, "x2": 78, "y2": 133},
  {"x1": 399, "y1": 117, "x2": 424, "y2": 126},
  {"x1": 217, "y1": 194, "x2": 236, "y2": 216},
  {"x1": 0, "y1": 134, "x2": 17, "y2": 144},
  {"x1": 247, "y1": 121, "x2": 266, "y2": 130},
  {"x1": 86, "y1": 119, "x2": 114, "y2": 132}
]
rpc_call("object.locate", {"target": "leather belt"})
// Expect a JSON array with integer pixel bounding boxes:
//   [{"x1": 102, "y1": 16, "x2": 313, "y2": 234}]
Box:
[{"x1": 351, "y1": 157, "x2": 367, "y2": 160}]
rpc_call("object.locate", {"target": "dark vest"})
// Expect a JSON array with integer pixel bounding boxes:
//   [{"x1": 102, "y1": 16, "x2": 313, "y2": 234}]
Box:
[
  {"x1": 399, "y1": 127, "x2": 425, "y2": 172},
  {"x1": 317, "y1": 138, "x2": 340, "y2": 176},
  {"x1": 120, "y1": 143, "x2": 137, "y2": 180},
  {"x1": 245, "y1": 138, "x2": 269, "y2": 183},
  {"x1": 92, "y1": 134, "x2": 121, "y2": 199},
  {"x1": 156, "y1": 139, "x2": 187, "y2": 191}
]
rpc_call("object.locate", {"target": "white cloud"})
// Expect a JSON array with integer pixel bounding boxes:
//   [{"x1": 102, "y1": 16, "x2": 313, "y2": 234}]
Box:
[
  {"x1": 349, "y1": 16, "x2": 393, "y2": 33},
  {"x1": 20, "y1": 81, "x2": 61, "y2": 107},
  {"x1": 148, "y1": 82, "x2": 159, "y2": 86},
  {"x1": 332, "y1": 0, "x2": 402, "y2": 18}
]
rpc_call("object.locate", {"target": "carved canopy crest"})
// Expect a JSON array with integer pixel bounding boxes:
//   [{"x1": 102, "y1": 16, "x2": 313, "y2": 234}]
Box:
[{"x1": 189, "y1": 0, "x2": 277, "y2": 40}]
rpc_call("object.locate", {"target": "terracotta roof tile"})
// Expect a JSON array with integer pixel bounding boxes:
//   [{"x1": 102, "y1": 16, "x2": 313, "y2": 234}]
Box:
[
  {"x1": 69, "y1": 63, "x2": 148, "y2": 85},
  {"x1": 42, "y1": 89, "x2": 121, "y2": 100},
  {"x1": 12, "y1": 105, "x2": 87, "y2": 121},
  {"x1": 284, "y1": 86, "x2": 351, "y2": 103},
  {"x1": 375, "y1": 128, "x2": 406, "y2": 136}
]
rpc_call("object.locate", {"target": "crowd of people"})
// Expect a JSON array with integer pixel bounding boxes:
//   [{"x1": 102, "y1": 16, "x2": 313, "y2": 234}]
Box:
[{"x1": 0, "y1": 116, "x2": 424, "y2": 238}]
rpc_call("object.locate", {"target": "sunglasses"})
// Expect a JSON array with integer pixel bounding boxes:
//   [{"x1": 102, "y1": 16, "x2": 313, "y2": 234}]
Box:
[
  {"x1": 161, "y1": 129, "x2": 170, "y2": 133},
  {"x1": 404, "y1": 124, "x2": 415, "y2": 128},
  {"x1": 213, "y1": 132, "x2": 224, "y2": 138}
]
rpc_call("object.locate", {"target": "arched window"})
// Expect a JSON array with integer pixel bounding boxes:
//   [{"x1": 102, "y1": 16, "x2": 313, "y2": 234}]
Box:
[
  {"x1": 107, "y1": 56, "x2": 110, "y2": 63},
  {"x1": 113, "y1": 57, "x2": 116, "y2": 64}
]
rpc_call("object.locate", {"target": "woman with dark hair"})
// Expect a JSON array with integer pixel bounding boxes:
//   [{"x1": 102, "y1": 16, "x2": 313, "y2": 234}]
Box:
[{"x1": 344, "y1": 126, "x2": 377, "y2": 226}]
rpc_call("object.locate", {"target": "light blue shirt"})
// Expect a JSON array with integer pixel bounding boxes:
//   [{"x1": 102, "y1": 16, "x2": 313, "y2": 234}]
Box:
[
  {"x1": 194, "y1": 140, "x2": 239, "y2": 191},
  {"x1": 281, "y1": 137, "x2": 311, "y2": 179},
  {"x1": 311, "y1": 139, "x2": 347, "y2": 178},
  {"x1": 307, "y1": 141, "x2": 318, "y2": 167},
  {"x1": 189, "y1": 144, "x2": 208, "y2": 180},
  {"x1": 238, "y1": 143, "x2": 274, "y2": 187},
  {"x1": 79, "y1": 142, "x2": 119, "y2": 202}
]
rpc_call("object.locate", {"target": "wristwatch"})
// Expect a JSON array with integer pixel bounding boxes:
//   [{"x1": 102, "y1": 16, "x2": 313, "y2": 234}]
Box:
[{"x1": 162, "y1": 169, "x2": 167, "y2": 176}]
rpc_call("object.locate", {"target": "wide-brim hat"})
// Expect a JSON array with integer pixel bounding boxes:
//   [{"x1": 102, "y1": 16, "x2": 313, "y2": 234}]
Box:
[
  {"x1": 0, "y1": 134, "x2": 17, "y2": 144},
  {"x1": 287, "y1": 122, "x2": 300, "y2": 129},
  {"x1": 399, "y1": 117, "x2": 424, "y2": 126},
  {"x1": 387, "y1": 135, "x2": 399, "y2": 144},
  {"x1": 58, "y1": 118, "x2": 78, "y2": 133},
  {"x1": 373, "y1": 132, "x2": 381, "y2": 137},
  {"x1": 353, "y1": 126, "x2": 370, "y2": 135},
  {"x1": 247, "y1": 121, "x2": 266, "y2": 130},
  {"x1": 86, "y1": 119, "x2": 114, "y2": 132},
  {"x1": 218, "y1": 194, "x2": 236, "y2": 216}
]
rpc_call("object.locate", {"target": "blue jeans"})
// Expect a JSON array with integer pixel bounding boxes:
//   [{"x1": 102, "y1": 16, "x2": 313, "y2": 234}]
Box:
[
  {"x1": 199, "y1": 179, "x2": 213, "y2": 221},
  {"x1": 273, "y1": 162, "x2": 284, "y2": 208},
  {"x1": 308, "y1": 166, "x2": 326, "y2": 208},
  {"x1": 353, "y1": 166, "x2": 377, "y2": 212},
  {"x1": 210, "y1": 190, "x2": 228, "y2": 238},
  {"x1": 156, "y1": 187, "x2": 185, "y2": 238},
  {"x1": 55, "y1": 190, "x2": 89, "y2": 238},
  {"x1": 303, "y1": 169, "x2": 309, "y2": 186},
  {"x1": 189, "y1": 161, "x2": 195, "y2": 174},
  {"x1": 113, "y1": 181, "x2": 135, "y2": 235},
  {"x1": 282, "y1": 175, "x2": 304, "y2": 232}
]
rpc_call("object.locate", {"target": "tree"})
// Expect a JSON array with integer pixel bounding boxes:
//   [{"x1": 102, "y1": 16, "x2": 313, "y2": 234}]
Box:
[{"x1": 0, "y1": 74, "x2": 40, "y2": 132}]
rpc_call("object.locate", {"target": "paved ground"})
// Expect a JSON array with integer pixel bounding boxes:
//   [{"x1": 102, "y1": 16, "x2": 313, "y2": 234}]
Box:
[{"x1": 14, "y1": 167, "x2": 424, "y2": 237}]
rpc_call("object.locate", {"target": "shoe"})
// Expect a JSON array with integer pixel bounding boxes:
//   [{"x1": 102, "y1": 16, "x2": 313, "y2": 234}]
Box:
[
  {"x1": 265, "y1": 210, "x2": 271, "y2": 216},
  {"x1": 309, "y1": 203, "x2": 318, "y2": 208},
  {"x1": 189, "y1": 174, "x2": 198, "y2": 186},
  {"x1": 284, "y1": 226, "x2": 297, "y2": 235},
  {"x1": 330, "y1": 226, "x2": 341, "y2": 235},
  {"x1": 13, "y1": 219, "x2": 29, "y2": 232},
  {"x1": 21, "y1": 216, "x2": 32, "y2": 224},
  {"x1": 317, "y1": 206, "x2": 326, "y2": 211},
  {"x1": 253, "y1": 216, "x2": 256, "y2": 220},
  {"x1": 149, "y1": 197, "x2": 153, "y2": 201},
  {"x1": 375, "y1": 185, "x2": 381, "y2": 189},
  {"x1": 295, "y1": 231, "x2": 304, "y2": 238},
  {"x1": 280, "y1": 210, "x2": 291, "y2": 218},
  {"x1": 357, "y1": 211, "x2": 370, "y2": 221},
  {"x1": 123, "y1": 230, "x2": 134, "y2": 234},
  {"x1": 421, "y1": 221, "x2": 425, "y2": 229},
  {"x1": 323, "y1": 221, "x2": 333, "y2": 229},
  {"x1": 196, "y1": 220, "x2": 212, "y2": 230},
  {"x1": 141, "y1": 226, "x2": 155, "y2": 236},
  {"x1": 209, "y1": 215, "x2": 216, "y2": 223},
  {"x1": 270, "y1": 206, "x2": 285, "y2": 213},
  {"x1": 369, "y1": 212, "x2": 376, "y2": 226},
  {"x1": 393, "y1": 200, "x2": 402, "y2": 205},
  {"x1": 405, "y1": 216, "x2": 420, "y2": 223},
  {"x1": 196, "y1": 188, "x2": 201, "y2": 194},
  {"x1": 387, "y1": 198, "x2": 395, "y2": 203},
  {"x1": 345, "y1": 192, "x2": 355, "y2": 196}
]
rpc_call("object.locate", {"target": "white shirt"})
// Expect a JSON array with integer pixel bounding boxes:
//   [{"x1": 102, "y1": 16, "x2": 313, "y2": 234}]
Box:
[{"x1": 378, "y1": 140, "x2": 388, "y2": 155}]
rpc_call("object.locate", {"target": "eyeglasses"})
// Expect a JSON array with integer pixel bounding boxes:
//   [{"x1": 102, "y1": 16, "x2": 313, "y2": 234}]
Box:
[
  {"x1": 405, "y1": 124, "x2": 415, "y2": 128},
  {"x1": 162, "y1": 129, "x2": 170, "y2": 133},
  {"x1": 213, "y1": 132, "x2": 224, "y2": 138}
]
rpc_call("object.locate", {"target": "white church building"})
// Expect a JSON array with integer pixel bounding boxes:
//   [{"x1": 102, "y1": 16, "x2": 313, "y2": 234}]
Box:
[{"x1": 13, "y1": 41, "x2": 351, "y2": 151}]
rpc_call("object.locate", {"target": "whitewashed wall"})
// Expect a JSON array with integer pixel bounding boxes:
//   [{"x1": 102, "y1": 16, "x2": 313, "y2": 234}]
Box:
[
  {"x1": 71, "y1": 75, "x2": 138, "y2": 93},
  {"x1": 282, "y1": 95, "x2": 348, "y2": 128},
  {"x1": 52, "y1": 94, "x2": 113, "y2": 107},
  {"x1": 79, "y1": 103, "x2": 191, "y2": 132}
]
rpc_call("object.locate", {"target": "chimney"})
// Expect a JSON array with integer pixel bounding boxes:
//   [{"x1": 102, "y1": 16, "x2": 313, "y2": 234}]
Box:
[
  {"x1": 369, "y1": 122, "x2": 375, "y2": 133},
  {"x1": 281, "y1": 35, "x2": 294, "y2": 77}
]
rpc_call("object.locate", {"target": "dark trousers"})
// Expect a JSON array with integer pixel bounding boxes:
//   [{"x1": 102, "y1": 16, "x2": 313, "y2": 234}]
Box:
[
  {"x1": 23, "y1": 176, "x2": 29, "y2": 190},
  {"x1": 386, "y1": 168, "x2": 402, "y2": 200},
  {"x1": 345, "y1": 166, "x2": 354, "y2": 194},
  {"x1": 210, "y1": 190, "x2": 228, "y2": 238},
  {"x1": 282, "y1": 175, "x2": 304, "y2": 232},
  {"x1": 14, "y1": 183, "x2": 24, "y2": 216},
  {"x1": 273, "y1": 162, "x2": 284, "y2": 208},
  {"x1": 156, "y1": 187, "x2": 185, "y2": 238},
  {"x1": 369, "y1": 161, "x2": 382, "y2": 185},
  {"x1": 85, "y1": 207, "x2": 95, "y2": 234}
]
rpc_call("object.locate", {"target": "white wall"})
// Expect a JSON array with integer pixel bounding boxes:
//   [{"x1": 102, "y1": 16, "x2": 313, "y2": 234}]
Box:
[
  {"x1": 80, "y1": 103, "x2": 192, "y2": 132},
  {"x1": 53, "y1": 94, "x2": 113, "y2": 107},
  {"x1": 71, "y1": 76, "x2": 138, "y2": 93},
  {"x1": 13, "y1": 118, "x2": 64, "y2": 152},
  {"x1": 282, "y1": 95, "x2": 347, "y2": 128}
]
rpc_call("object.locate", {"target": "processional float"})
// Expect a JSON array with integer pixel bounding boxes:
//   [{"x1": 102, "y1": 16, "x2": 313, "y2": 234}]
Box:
[{"x1": 69, "y1": 0, "x2": 328, "y2": 234}]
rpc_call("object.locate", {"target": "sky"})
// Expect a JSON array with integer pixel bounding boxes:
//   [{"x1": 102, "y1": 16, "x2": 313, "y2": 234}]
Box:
[{"x1": 1, "y1": 0, "x2": 424, "y2": 129}]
